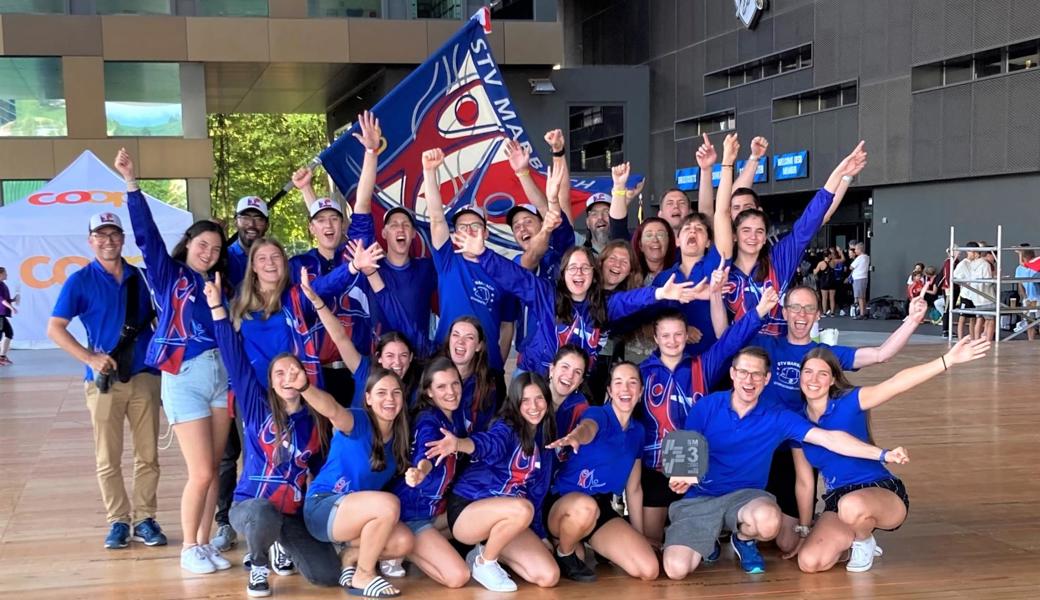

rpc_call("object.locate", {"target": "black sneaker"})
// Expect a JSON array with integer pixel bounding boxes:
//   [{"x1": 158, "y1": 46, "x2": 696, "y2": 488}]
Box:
[
  {"x1": 248, "y1": 565, "x2": 271, "y2": 597},
  {"x1": 269, "y1": 541, "x2": 296, "y2": 576},
  {"x1": 555, "y1": 550, "x2": 597, "y2": 582}
]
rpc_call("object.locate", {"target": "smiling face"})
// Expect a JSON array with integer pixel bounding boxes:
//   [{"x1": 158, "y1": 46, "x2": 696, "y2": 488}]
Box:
[
  {"x1": 448, "y1": 321, "x2": 482, "y2": 367},
  {"x1": 519, "y1": 383, "x2": 549, "y2": 426},
  {"x1": 799, "y1": 357, "x2": 834, "y2": 402},
  {"x1": 600, "y1": 246, "x2": 633, "y2": 289},
  {"x1": 783, "y1": 288, "x2": 820, "y2": 341},
  {"x1": 639, "y1": 221, "x2": 669, "y2": 265},
  {"x1": 677, "y1": 218, "x2": 710, "y2": 259},
  {"x1": 510, "y1": 211, "x2": 542, "y2": 252},
  {"x1": 563, "y1": 250, "x2": 595, "y2": 298},
  {"x1": 382, "y1": 212, "x2": 416, "y2": 257},
  {"x1": 186, "y1": 230, "x2": 223, "y2": 274},
  {"x1": 548, "y1": 352, "x2": 586, "y2": 400},
  {"x1": 270, "y1": 356, "x2": 302, "y2": 403},
  {"x1": 586, "y1": 204, "x2": 610, "y2": 236},
  {"x1": 736, "y1": 214, "x2": 767, "y2": 258},
  {"x1": 730, "y1": 353, "x2": 770, "y2": 405},
  {"x1": 309, "y1": 210, "x2": 344, "y2": 252},
  {"x1": 366, "y1": 375, "x2": 404, "y2": 423},
  {"x1": 608, "y1": 363, "x2": 642, "y2": 413},
  {"x1": 377, "y1": 340, "x2": 412, "y2": 379},
  {"x1": 660, "y1": 191, "x2": 690, "y2": 231},
  {"x1": 235, "y1": 210, "x2": 268, "y2": 246},
  {"x1": 88, "y1": 226, "x2": 125, "y2": 262},
  {"x1": 426, "y1": 369, "x2": 462, "y2": 415},
  {"x1": 654, "y1": 316, "x2": 687, "y2": 360},
  {"x1": 251, "y1": 242, "x2": 286, "y2": 287}
]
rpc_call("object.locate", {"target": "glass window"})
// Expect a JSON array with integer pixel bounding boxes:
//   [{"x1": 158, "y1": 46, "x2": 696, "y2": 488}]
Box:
[
  {"x1": 196, "y1": 0, "x2": 268, "y2": 17},
  {"x1": 820, "y1": 88, "x2": 840, "y2": 110},
  {"x1": 414, "y1": 0, "x2": 462, "y2": 19},
  {"x1": 0, "y1": 57, "x2": 67, "y2": 137},
  {"x1": 139, "y1": 179, "x2": 187, "y2": 210},
  {"x1": 773, "y1": 98, "x2": 799, "y2": 120},
  {"x1": 911, "y1": 65, "x2": 943, "y2": 91},
  {"x1": 841, "y1": 84, "x2": 857, "y2": 105},
  {"x1": 780, "y1": 51, "x2": 799, "y2": 72},
  {"x1": 746, "y1": 63, "x2": 762, "y2": 82},
  {"x1": 0, "y1": 0, "x2": 65, "y2": 14},
  {"x1": 762, "y1": 59, "x2": 779, "y2": 78},
  {"x1": 975, "y1": 49, "x2": 1003, "y2": 78},
  {"x1": 1, "y1": 179, "x2": 47, "y2": 205},
  {"x1": 705, "y1": 74, "x2": 728, "y2": 93},
  {"x1": 308, "y1": 0, "x2": 380, "y2": 18},
  {"x1": 104, "y1": 62, "x2": 183, "y2": 136},
  {"x1": 799, "y1": 45, "x2": 813, "y2": 68},
  {"x1": 1007, "y1": 41, "x2": 1039, "y2": 72},
  {"x1": 95, "y1": 0, "x2": 170, "y2": 14},
  {"x1": 491, "y1": 0, "x2": 534, "y2": 20},
  {"x1": 569, "y1": 105, "x2": 623, "y2": 173},
  {"x1": 944, "y1": 57, "x2": 973, "y2": 84},
  {"x1": 799, "y1": 95, "x2": 819, "y2": 115}
]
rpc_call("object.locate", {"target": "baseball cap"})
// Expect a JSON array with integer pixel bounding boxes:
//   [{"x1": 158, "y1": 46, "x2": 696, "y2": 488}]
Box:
[
  {"x1": 384, "y1": 206, "x2": 417, "y2": 227},
  {"x1": 236, "y1": 196, "x2": 269, "y2": 218},
  {"x1": 451, "y1": 204, "x2": 487, "y2": 226},
  {"x1": 585, "y1": 192, "x2": 611, "y2": 212},
  {"x1": 506, "y1": 204, "x2": 541, "y2": 228},
  {"x1": 89, "y1": 212, "x2": 124, "y2": 233},
  {"x1": 308, "y1": 197, "x2": 344, "y2": 219}
]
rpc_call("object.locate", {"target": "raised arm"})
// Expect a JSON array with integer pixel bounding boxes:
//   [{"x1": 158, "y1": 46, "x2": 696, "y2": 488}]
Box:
[
  {"x1": 823, "y1": 141, "x2": 867, "y2": 195},
  {"x1": 702, "y1": 286, "x2": 776, "y2": 388},
  {"x1": 291, "y1": 365, "x2": 354, "y2": 433},
  {"x1": 504, "y1": 138, "x2": 548, "y2": 213},
  {"x1": 695, "y1": 133, "x2": 717, "y2": 215},
  {"x1": 206, "y1": 274, "x2": 267, "y2": 424},
  {"x1": 858, "y1": 336, "x2": 990, "y2": 410},
  {"x1": 545, "y1": 417, "x2": 600, "y2": 453},
  {"x1": 545, "y1": 129, "x2": 572, "y2": 221},
  {"x1": 351, "y1": 110, "x2": 381, "y2": 216},
  {"x1": 292, "y1": 167, "x2": 319, "y2": 210},
  {"x1": 299, "y1": 266, "x2": 361, "y2": 372},
  {"x1": 517, "y1": 206, "x2": 560, "y2": 271},
  {"x1": 456, "y1": 230, "x2": 546, "y2": 306},
  {"x1": 114, "y1": 148, "x2": 176, "y2": 289},
  {"x1": 422, "y1": 149, "x2": 450, "y2": 249},
  {"x1": 608, "y1": 162, "x2": 632, "y2": 222},
  {"x1": 733, "y1": 136, "x2": 768, "y2": 191},
  {"x1": 714, "y1": 133, "x2": 740, "y2": 260},
  {"x1": 853, "y1": 286, "x2": 928, "y2": 368},
  {"x1": 803, "y1": 427, "x2": 909, "y2": 464},
  {"x1": 709, "y1": 256, "x2": 731, "y2": 338}
]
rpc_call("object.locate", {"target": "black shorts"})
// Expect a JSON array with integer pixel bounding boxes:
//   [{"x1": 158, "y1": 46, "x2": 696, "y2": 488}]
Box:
[
  {"x1": 543, "y1": 492, "x2": 622, "y2": 542},
  {"x1": 445, "y1": 492, "x2": 474, "y2": 535},
  {"x1": 0, "y1": 315, "x2": 11, "y2": 339},
  {"x1": 640, "y1": 466, "x2": 684, "y2": 508},
  {"x1": 822, "y1": 477, "x2": 910, "y2": 531},
  {"x1": 957, "y1": 298, "x2": 975, "y2": 310}
]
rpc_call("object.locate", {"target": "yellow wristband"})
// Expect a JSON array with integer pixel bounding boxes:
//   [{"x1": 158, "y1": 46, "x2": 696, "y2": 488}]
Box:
[
  {"x1": 612, "y1": 189, "x2": 627, "y2": 196},
  {"x1": 514, "y1": 169, "x2": 529, "y2": 177}
]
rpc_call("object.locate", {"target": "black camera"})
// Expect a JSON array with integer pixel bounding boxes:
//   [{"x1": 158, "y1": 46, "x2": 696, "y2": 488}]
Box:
[{"x1": 95, "y1": 370, "x2": 114, "y2": 393}]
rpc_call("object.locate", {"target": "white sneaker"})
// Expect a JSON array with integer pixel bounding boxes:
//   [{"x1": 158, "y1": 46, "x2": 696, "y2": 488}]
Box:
[
  {"x1": 846, "y1": 535, "x2": 878, "y2": 572},
  {"x1": 181, "y1": 545, "x2": 216, "y2": 574},
  {"x1": 469, "y1": 545, "x2": 517, "y2": 592},
  {"x1": 203, "y1": 544, "x2": 232, "y2": 570},
  {"x1": 380, "y1": 558, "x2": 406, "y2": 577}
]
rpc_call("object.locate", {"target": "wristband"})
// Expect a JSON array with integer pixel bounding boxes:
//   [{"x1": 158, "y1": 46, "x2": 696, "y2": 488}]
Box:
[
  {"x1": 879, "y1": 449, "x2": 888, "y2": 464},
  {"x1": 551, "y1": 148, "x2": 566, "y2": 157},
  {"x1": 794, "y1": 525, "x2": 811, "y2": 538},
  {"x1": 313, "y1": 303, "x2": 326, "y2": 311},
  {"x1": 296, "y1": 380, "x2": 310, "y2": 394},
  {"x1": 209, "y1": 304, "x2": 223, "y2": 310},
  {"x1": 841, "y1": 175, "x2": 854, "y2": 183},
  {"x1": 941, "y1": 355, "x2": 947, "y2": 370},
  {"x1": 612, "y1": 189, "x2": 628, "y2": 197},
  {"x1": 125, "y1": 178, "x2": 138, "y2": 186},
  {"x1": 514, "y1": 169, "x2": 529, "y2": 177},
  {"x1": 721, "y1": 164, "x2": 734, "y2": 168},
  {"x1": 365, "y1": 147, "x2": 377, "y2": 155}
]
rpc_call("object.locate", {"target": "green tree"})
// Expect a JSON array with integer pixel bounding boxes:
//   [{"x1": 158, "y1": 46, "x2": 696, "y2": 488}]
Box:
[{"x1": 208, "y1": 113, "x2": 329, "y2": 255}]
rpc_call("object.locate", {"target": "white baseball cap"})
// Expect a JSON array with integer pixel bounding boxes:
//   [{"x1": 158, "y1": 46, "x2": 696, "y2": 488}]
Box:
[
  {"x1": 308, "y1": 197, "x2": 344, "y2": 219},
  {"x1": 236, "y1": 196, "x2": 269, "y2": 217},
  {"x1": 89, "y1": 211, "x2": 124, "y2": 233},
  {"x1": 585, "y1": 192, "x2": 611, "y2": 211}
]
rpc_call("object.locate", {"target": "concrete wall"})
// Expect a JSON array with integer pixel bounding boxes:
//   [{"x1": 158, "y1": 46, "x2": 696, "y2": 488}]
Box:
[{"x1": 871, "y1": 173, "x2": 1040, "y2": 298}]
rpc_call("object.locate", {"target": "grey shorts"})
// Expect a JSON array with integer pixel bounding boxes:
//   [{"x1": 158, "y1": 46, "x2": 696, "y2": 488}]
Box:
[
  {"x1": 663, "y1": 489, "x2": 774, "y2": 558},
  {"x1": 853, "y1": 278, "x2": 868, "y2": 300}
]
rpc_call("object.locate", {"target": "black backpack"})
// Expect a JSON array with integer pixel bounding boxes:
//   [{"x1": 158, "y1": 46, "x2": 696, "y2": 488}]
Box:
[{"x1": 867, "y1": 295, "x2": 908, "y2": 320}]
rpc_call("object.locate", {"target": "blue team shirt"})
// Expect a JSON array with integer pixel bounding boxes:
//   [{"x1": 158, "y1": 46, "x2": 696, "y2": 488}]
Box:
[
  {"x1": 51, "y1": 260, "x2": 157, "y2": 382},
  {"x1": 682, "y1": 391, "x2": 813, "y2": 498},
  {"x1": 309, "y1": 408, "x2": 397, "y2": 496},
  {"x1": 393, "y1": 407, "x2": 468, "y2": 521},
  {"x1": 512, "y1": 213, "x2": 576, "y2": 350},
  {"x1": 552, "y1": 405, "x2": 644, "y2": 496},
  {"x1": 380, "y1": 257, "x2": 437, "y2": 334},
  {"x1": 227, "y1": 238, "x2": 249, "y2": 290},
  {"x1": 797, "y1": 388, "x2": 892, "y2": 491},
  {"x1": 555, "y1": 392, "x2": 590, "y2": 436},
  {"x1": 753, "y1": 334, "x2": 858, "y2": 411},
  {"x1": 238, "y1": 309, "x2": 294, "y2": 385},
  {"x1": 652, "y1": 244, "x2": 725, "y2": 355},
  {"x1": 461, "y1": 374, "x2": 499, "y2": 434}
]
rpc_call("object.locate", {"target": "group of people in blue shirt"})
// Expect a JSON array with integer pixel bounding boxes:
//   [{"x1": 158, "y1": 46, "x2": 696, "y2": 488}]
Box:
[{"x1": 46, "y1": 120, "x2": 992, "y2": 599}]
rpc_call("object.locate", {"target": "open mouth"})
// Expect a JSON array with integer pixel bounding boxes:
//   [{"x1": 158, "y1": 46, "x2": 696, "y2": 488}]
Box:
[
  {"x1": 525, "y1": 409, "x2": 545, "y2": 421},
  {"x1": 452, "y1": 345, "x2": 467, "y2": 361},
  {"x1": 740, "y1": 384, "x2": 756, "y2": 395},
  {"x1": 805, "y1": 383, "x2": 822, "y2": 394},
  {"x1": 394, "y1": 233, "x2": 407, "y2": 245}
]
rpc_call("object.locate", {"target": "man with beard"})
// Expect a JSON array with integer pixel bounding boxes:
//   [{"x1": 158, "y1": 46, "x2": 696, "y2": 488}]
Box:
[
  {"x1": 226, "y1": 196, "x2": 269, "y2": 289},
  {"x1": 582, "y1": 193, "x2": 612, "y2": 254}
]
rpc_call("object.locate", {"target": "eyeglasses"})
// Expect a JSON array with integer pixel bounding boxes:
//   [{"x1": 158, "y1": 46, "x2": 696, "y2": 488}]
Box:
[
  {"x1": 785, "y1": 303, "x2": 818, "y2": 315},
  {"x1": 641, "y1": 231, "x2": 669, "y2": 241},
  {"x1": 732, "y1": 368, "x2": 767, "y2": 382},
  {"x1": 236, "y1": 214, "x2": 267, "y2": 226},
  {"x1": 91, "y1": 231, "x2": 125, "y2": 242},
  {"x1": 565, "y1": 265, "x2": 593, "y2": 275},
  {"x1": 455, "y1": 222, "x2": 485, "y2": 233}
]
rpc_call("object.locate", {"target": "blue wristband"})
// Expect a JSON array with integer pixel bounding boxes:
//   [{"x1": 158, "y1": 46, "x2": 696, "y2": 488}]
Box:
[{"x1": 879, "y1": 449, "x2": 888, "y2": 464}]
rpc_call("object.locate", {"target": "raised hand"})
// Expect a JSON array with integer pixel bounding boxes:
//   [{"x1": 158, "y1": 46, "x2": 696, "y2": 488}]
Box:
[
  {"x1": 299, "y1": 266, "x2": 321, "y2": 305},
  {"x1": 626, "y1": 178, "x2": 646, "y2": 202},
  {"x1": 424, "y1": 427, "x2": 459, "y2": 466},
  {"x1": 352, "y1": 110, "x2": 381, "y2": 152},
  {"x1": 544, "y1": 129, "x2": 565, "y2": 153},
  {"x1": 884, "y1": 447, "x2": 910, "y2": 465},
  {"x1": 686, "y1": 326, "x2": 703, "y2": 344},
  {"x1": 907, "y1": 284, "x2": 928, "y2": 323},
  {"x1": 114, "y1": 148, "x2": 136, "y2": 181},
  {"x1": 422, "y1": 148, "x2": 445, "y2": 171},
  {"x1": 545, "y1": 164, "x2": 567, "y2": 202},
  {"x1": 347, "y1": 240, "x2": 385, "y2": 274},
  {"x1": 292, "y1": 167, "x2": 313, "y2": 190},
  {"x1": 284, "y1": 362, "x2": 309, "y2": 394},
  {"x1": 504, "y1": 139, "x2": 530, "y2": 172},
  {"x1": 836, "y1": 141, "x2": 868, "y2": 178},
  {"x1": 203, "y1": 271, "x2": 223, "y2": 308},
  {"x1": 451, "y1": 229, "x2": 486, "y2": 258},
  {"x1": 722, "y1": 132, "x2": 740, "y2": 164},
  {"x1": 943, "y1": 336, "x2": 990, "y2": 367},
  {"x1": 696, "y1": 133, "x2": 717, "y2": 169},
  {"x1": 404, "y1": 466, "x2": 428, "y2": 488},
  {"x1": 546, "y1": 431, "x2": 582, "y2": 454},
  {"x1": 750, "y1": 136, "x2": 769, "y2": 159},
  {"x1": 756, "y1": 286, "x2": 780, "y2": 317},
  {"x1": 709, "y1": 256, "x2": 729, "y2": 295},
  {"x1": 540, "y1": 206, "x2": 563, "y2": 234},
  {"x1": 611, "y1": 162, "x2": 631, "y2": 190}
]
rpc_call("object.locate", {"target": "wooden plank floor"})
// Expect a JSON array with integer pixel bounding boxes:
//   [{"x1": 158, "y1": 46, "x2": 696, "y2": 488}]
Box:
[{"x1": 1, "y1": 342, "x2": 1039, "y2": 599}]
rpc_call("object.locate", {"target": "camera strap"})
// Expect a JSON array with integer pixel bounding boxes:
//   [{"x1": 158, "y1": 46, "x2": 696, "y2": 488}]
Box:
[{"x1": 111, "y1": 265, "x2": 153, "y2": 383}]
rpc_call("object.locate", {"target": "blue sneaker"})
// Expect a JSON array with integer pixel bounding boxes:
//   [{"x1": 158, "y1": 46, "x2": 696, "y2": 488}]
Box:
[
  {"x1": 703, "y1": 540, "x2": 721, "y2": 563},
  {"x1": 132, "y1": 518, "x2": 168, "y2": 546},
  {"x1": 104, "y1": 522, "x2": 131, "y2": 549},
  {"x1": 730, "y1": 535, "x2": 765, "y2": 574}
]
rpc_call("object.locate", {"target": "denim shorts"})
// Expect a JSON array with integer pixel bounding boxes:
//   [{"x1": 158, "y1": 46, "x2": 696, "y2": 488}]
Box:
[
  {"x1": 304, "y1": 492, "x2": 347, "y2": 543},
  {"x1": 160, "y1": 349, "x2": 228, "y2": 425},
  {"x1": 404, "y1": 518, "x2": 435, "y2": 535}
]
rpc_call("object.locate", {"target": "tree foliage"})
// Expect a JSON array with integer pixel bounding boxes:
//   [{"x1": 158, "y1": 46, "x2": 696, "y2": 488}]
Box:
[{"x1": 208, "y1": 113, "x2": 329, "y2": 255}]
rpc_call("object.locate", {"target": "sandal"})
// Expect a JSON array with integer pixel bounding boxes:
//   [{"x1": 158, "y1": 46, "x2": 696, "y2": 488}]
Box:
[
  {"x1": 339, "y1": 566, "x2": 356, "y2": 588},
  {"x1": 349, "y1": 574, "x2": 401, "y2": 597}
]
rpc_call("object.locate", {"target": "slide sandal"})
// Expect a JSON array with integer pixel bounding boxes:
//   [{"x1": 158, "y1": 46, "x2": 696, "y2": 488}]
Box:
[{"x1": 349, "y1": 575, "x2": 401, "y2": 598}]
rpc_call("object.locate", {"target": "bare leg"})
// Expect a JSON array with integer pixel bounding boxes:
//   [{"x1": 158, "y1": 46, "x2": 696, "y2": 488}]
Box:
[
  {"x1": 588, "y1": 518, "x2": 659, "y2": 580},
  {"x1": 836, "y1": 488, "x2": 907, "y2": 540},
  {"x1": 407, "y1": 527, "x2": 469, "y2": 588},
  {"x1": 662, "y1": 545, "x2": 702, "y2": 580},
  {"x1": 642, "y1": 506, "x2": 668, "y2": 546},
  {"x1": 329, "y1": 491, "x2": 409, "y2": 593},
  {"x1": 797, "y1": 512, "x2": 855, "y2": 573},
  {"x1": 451, "y1": 497, "x2": 534, "y2": 562},
  {"x1": 775, "y1": 513, "x2": 802, "y2": 554},
  {"x1": 173, "y1": 418, "x2": 216, "y2": 547},
  {"x1": 547, "y1": 493, "x2": 597, "y2": 555},
  {"x1": 197, "y1": 409, "x2": 230, "y2": 545},
  {"x1": 498, "y1": 528, "x2": 559, "y2": 587},
  {"x1": 735, "y1": 498, "x2": 782, "y2": 542}
]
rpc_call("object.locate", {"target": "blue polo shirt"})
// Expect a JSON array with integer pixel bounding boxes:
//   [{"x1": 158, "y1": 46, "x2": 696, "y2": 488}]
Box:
[
  {"x1": 682, "y1": 391, "x2": 813, "y2": 498},
  {"x1": 797, "y1": 388, "x2": 891, "y2": 491},
  {"x1": 380, "y1": 257, "x2": 437, "y2": 335},
  {"x1": 652, "y1": 244, "x2": 724, "y2": 355},
  {"x1": 238, "y1": 309, "x2": 294, "y2": 386},
  {"x1": 52, "y1": 259, "x2": 157, "y2": 382},
  {"x1": 308, "y1": 408, "x2": 397, "y2": 496},
  {"x1": 753, "y1": 334, "x2": 858, "y2": 411},
  {"x1": 227, "y1": 238, "x2": 249, "y2": 290},
  {"x1": 552, "y1": 405, "x2": 644, "y2": 496},
  {"x1": 555, "y1": 392, "x2": 590, "y2": 436}
]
